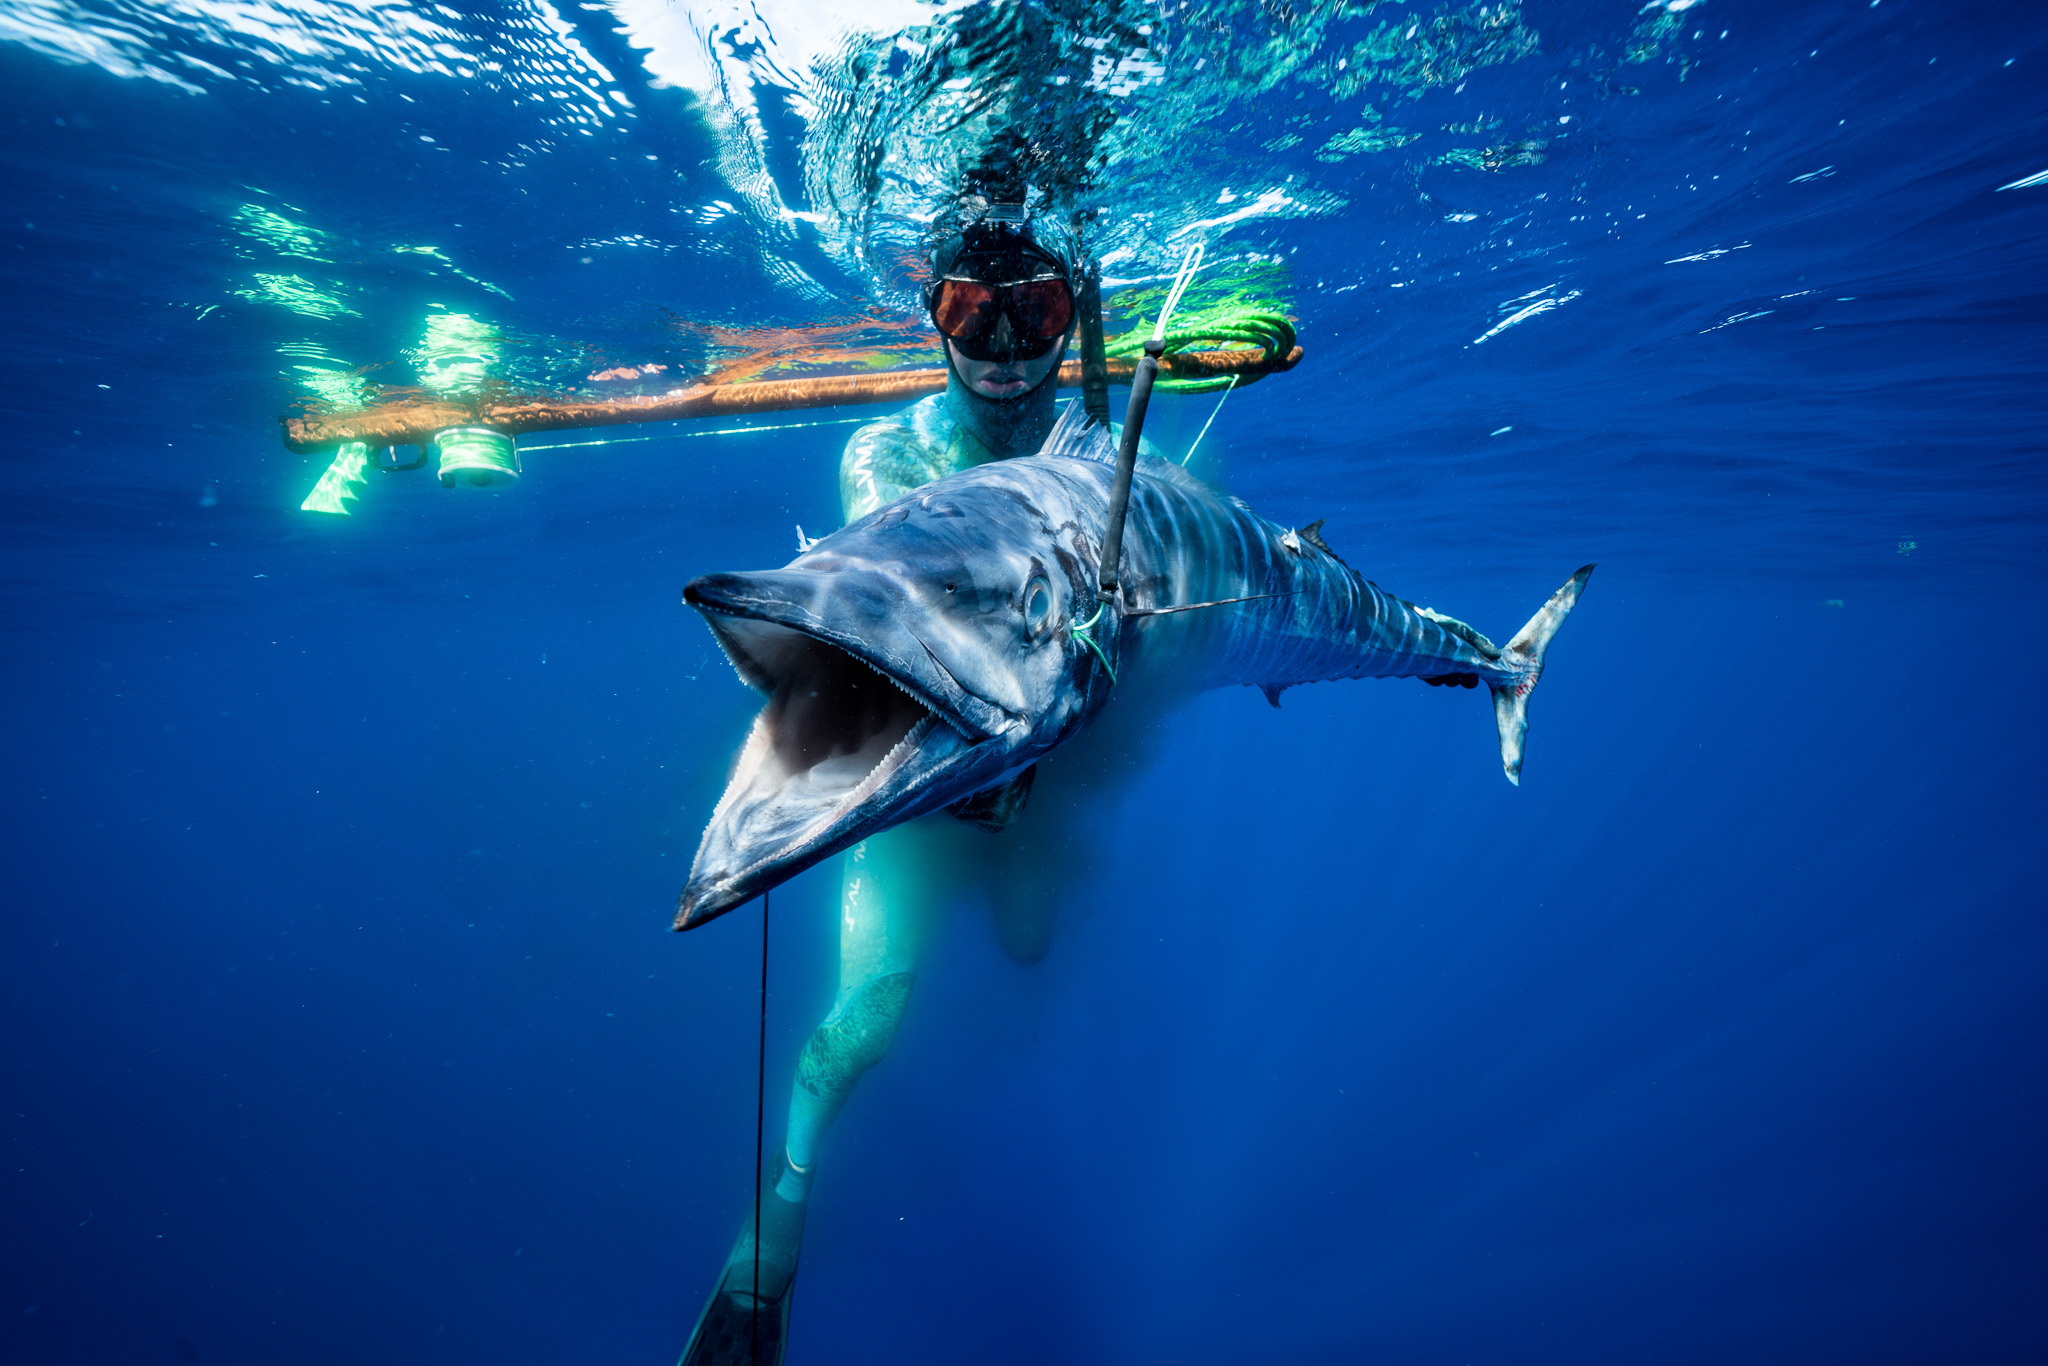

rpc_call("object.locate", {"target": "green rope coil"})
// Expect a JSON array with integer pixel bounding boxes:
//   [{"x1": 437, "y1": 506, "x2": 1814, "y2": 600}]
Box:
[{"x1": 1103, "y1": 307, "x2": 1297, "y2": 394}]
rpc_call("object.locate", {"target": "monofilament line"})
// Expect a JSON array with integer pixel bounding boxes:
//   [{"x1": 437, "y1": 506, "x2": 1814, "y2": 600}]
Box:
[
  {"x1": 752, "y1": 886, "x2": 769, "y2": 1364},
  {"x1": 1153, "y1": 242, "x2": 1205, "y2": 343},
  {"x1": 521, "y1": 415, "x2": 872, "y2": 453},
  {"x1": 1182, "y1": 373, "x2": 1238, "y2": 465}
]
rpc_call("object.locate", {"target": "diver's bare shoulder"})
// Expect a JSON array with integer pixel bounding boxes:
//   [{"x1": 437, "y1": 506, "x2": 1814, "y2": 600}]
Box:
[{"x1": 838, "y1": 394, "x2": 993, "y2": 522}]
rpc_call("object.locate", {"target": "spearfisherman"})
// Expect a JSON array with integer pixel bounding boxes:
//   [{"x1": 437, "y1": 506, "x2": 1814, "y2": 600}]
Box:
[{"x1": 679, "y1": 188, "x2": 1148, "y2": 1366}]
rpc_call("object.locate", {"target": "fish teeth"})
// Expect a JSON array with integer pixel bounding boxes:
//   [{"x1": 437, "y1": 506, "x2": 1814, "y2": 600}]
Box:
[
  {"x1": 875, "y1": 714, "x2": 933, "y2": 777},
  {"x1": 833, "y1": 714, "x2": 935, "y2": 811},
  {"x1": 853, "y1": 650, "x2": 967, "y2": 732},
  {"x1": 710, "y1": 710, "x2": 774, "y2": 817}
]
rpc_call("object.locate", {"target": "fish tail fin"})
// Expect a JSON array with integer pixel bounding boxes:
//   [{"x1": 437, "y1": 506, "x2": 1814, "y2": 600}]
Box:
[{"x1": 1490, "y1": 565, "x2": 1595, "y2": 785}]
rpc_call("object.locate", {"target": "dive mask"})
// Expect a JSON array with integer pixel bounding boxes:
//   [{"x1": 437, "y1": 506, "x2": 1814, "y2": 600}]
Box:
[{"x1": 925, "y1": 223, "x2": 1075, "y2": 363}]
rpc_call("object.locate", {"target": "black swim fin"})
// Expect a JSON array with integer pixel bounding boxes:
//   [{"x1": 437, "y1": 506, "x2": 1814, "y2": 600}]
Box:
[
  {"x1": 678, "y1": 1178, "x2": 808, "y2": 1366},
  {"x1": 677, "y1": 1267, "x2": 795, "y2": 1366}
]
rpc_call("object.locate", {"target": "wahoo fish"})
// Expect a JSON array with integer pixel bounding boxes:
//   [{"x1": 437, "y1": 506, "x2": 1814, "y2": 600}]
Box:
[{"x1": 676, "y1": 406, "x2": 1591, "y2": 926}]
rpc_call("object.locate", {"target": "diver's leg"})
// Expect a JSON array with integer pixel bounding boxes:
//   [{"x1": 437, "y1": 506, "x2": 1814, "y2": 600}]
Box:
[
  {"x1": 782, "y1": 829, "x2": 936, "y2": 1177},
  {"x1": 680, "y1": 823, "x2": 953, "y2": 1366}
]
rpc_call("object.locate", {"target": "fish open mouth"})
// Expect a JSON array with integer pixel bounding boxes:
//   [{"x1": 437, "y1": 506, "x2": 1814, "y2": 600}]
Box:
[{"x1": 676, "y1": 575, "x2": 997, "y2": 928}]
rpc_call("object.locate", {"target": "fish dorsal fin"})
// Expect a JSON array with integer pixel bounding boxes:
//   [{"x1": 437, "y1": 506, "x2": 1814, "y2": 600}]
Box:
[
  {"x1": 1038, "y1": 400, "x2": 1117, "y2": 467},
  {"x1": 1297, "y1": 518, "x2": 1347, "y2": 566}
]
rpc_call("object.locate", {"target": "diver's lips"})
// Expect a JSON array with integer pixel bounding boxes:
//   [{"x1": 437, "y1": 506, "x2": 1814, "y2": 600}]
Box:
[{"x1": 684, "y1": 570, "x2": 1007, "y2": 740}]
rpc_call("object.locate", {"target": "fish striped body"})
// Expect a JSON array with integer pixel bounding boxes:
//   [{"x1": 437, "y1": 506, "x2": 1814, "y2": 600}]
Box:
[
  {"x1": 1103, "y1": 458, "x2": 1524, "y2": 696},
  {"x1": 912, "y1": 427, "x2": 1529, "y2": 708}
]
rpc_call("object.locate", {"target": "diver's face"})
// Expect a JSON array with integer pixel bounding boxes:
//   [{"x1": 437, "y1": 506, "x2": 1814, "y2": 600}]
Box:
[{"x1": 947, "y1": 316, "x2": 1069, "y2": 400}]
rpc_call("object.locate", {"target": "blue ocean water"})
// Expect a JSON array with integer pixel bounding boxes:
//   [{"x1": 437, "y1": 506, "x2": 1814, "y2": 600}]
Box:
[{"x1": 3, "y1": 1, "x2": 2045, "y2": 1362}]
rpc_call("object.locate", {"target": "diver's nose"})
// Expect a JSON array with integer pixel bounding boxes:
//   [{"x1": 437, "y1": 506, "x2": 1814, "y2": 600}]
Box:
[{"x1": 988, "y1": 312, "x2": 1017, "y2": 357}]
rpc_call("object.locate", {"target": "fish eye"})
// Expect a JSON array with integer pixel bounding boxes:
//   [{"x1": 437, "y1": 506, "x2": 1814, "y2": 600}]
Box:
[{"x1": 1022, "y1": 576, "x2": 1053, "y2": 634}]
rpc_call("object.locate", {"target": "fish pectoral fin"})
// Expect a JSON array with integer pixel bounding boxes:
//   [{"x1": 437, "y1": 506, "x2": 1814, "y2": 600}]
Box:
[
  {"x1": 1260, "y1": 683, "x2": 1288, "y2": 709},
  {"x1": 1489, "y1": 564, "x2": 1596, "y2": 786},
  {"x1": 947, "y1": 765, "x2": 1037, "y2": 832}
]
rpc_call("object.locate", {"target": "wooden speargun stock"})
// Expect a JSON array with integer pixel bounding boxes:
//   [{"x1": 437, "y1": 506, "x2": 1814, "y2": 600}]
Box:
[{"x1": 278, "y1": 346, "x2": 1303, "y2": 453}]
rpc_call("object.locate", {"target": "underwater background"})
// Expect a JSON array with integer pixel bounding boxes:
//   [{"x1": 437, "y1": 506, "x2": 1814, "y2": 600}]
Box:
[{"x1": 3, "y1": 0, "x2": 2045, "y2": 1361}]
